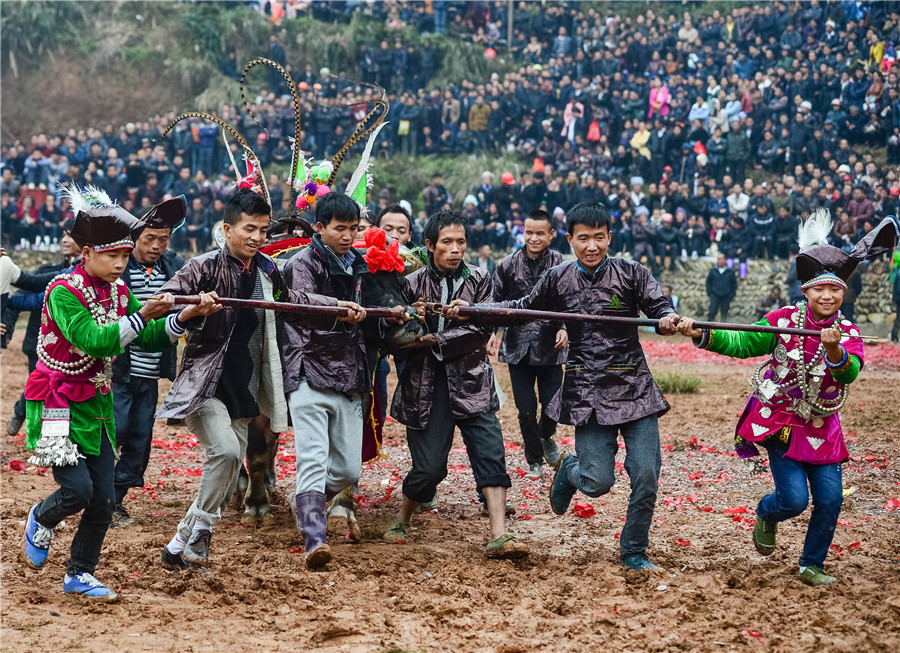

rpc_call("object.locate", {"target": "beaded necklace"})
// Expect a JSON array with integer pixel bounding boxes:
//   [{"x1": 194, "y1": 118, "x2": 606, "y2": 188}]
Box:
[
  {"x1": 750, "y1": 303, "x2": 848, "y2": 425},
  {"x1": 36, "y1": 271, "x2": 119, "y2": 389}
]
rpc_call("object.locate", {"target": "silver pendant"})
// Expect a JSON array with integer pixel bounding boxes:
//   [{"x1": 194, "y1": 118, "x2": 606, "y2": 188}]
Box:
[
  {"x1": 759, "y1": 379, "x2": 778, "y2": 401},
  {"x1": 793, "y1": 400, "x2": 812, "y2": 421},
  {"x1": 759, "y1": 406, "x2": 772, "y2": 419},
  {"x1": 774, "y1": 344, "x2": 788, "y2": 363},
  {"x1": 751, "y1": 423, "x2": 768, "y2": 437},
  {"x1": 812, "y1": 417, "x2": 824, "y2": 428}
]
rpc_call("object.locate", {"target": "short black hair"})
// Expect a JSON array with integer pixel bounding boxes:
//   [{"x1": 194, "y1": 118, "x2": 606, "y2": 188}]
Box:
[
  {"x1": 376, "y1": 204, "x2": 412, "y2": 229},
  {"x1": 525, "y1": 209, "x2": 553, "y2": 227},
  {"x1": 566, "y1": 202, "x2": 611, "y2": 232},
  {"x1": 224, "y1": 189, "x2": 271, "y2": 225},
  {"x1": 315, "y1": 192, "x2": 360, "y2": 226},
  {"x1": 423, "y1": 209, "x2": 469, "y2": 245}
]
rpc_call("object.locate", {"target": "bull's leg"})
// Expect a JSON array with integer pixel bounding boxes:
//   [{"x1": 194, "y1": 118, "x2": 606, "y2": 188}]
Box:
[
  {"x1": 231, "y1": 466, "x2": 249, "y2": 512},
  {"x1": 242, "y1": 415, "x2": 275, "y2": 525},
  {"x1": 326, "y1": 486, "x2": 361, "y2": 540}
]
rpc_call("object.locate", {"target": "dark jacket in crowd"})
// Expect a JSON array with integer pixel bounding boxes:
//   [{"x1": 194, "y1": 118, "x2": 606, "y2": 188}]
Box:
[
  {"x1": 706, "y1": 265, "x2": 738, "y2": 300},
  {"x1": 392, "y1": 264, "x2": 498, "y2": 430},
  {"x1": 749, "y1": 212, "x2": 776, "y2": 238},
  {"x1": 281, "y1": 234, "x2": 373, "y2": 395},
  {"x1": 721, "y1": 224, "x2": 752, "y2": 258},
  {"x1": 485, "y1": 258, "x2": 674, "y2": 426},
  {"x1": 492, "y1": 247, "x2": 566, "y2": 366}
]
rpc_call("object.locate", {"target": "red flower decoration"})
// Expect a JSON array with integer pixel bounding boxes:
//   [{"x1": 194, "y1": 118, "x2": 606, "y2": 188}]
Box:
[{"x1": 361, "y1": 227, "x2": 405, "y2": 273}]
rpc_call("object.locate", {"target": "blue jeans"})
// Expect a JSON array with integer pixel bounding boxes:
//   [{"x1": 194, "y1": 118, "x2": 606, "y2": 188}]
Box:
[
  {"x1": 113, "y1": 377, "x2": 159, "y2": 504},
  {"x1": 568, "y1": 414, "x2": 661, "y2": 559},
  {"x1": 758, "y1": 438, "x2": 843, "y2": 569}
]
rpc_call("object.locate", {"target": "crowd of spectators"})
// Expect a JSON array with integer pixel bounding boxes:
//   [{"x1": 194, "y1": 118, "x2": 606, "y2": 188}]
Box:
[{"x1": 3, "y1": 1, "x2": 900, "y2": 278}]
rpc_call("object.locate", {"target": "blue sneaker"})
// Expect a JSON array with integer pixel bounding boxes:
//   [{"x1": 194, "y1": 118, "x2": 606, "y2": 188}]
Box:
[
  {"x1": 622, "y1": 554, "x2": 659, "y2": 571},
  {"x1": 549, "y1": 454, "x2": 577, "y2": 515},
  {"x1": 63, "y1": 572, "x2": 118, "y2": 599},
  {"x1": 23, "y1": 504, "x2": 54, "y2": 569}
]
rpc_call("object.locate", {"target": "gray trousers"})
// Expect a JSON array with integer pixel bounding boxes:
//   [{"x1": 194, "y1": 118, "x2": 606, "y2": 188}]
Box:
[
  {"x1": 289, "y1": 379, "x2": 363, "y2": 497},
  {"x1": 176, "y1": 397, "x2": 249, "y2": 541}
]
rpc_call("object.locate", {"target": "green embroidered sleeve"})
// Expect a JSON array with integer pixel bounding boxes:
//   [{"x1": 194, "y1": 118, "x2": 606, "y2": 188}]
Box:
[
  {"x1": 48, "y1": 286, "x2": 129, "y2": 358},
  {"x1": 47, "y1": 286, "x2": 176, "y2": 358},
  {"x1": 830, "y1": 353, "x2": 861, "y2": 384},
  {"x1": 126, "y1": 289, "x2": 177, "y2": 352},
  {"x1": 703, "y1": 318, "x2": 778, "y2": 359}
]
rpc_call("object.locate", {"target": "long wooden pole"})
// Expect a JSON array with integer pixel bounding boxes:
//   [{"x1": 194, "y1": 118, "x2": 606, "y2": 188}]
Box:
[
  {"x1": 423, "y1": 302, "x2": 879, "y2": 340},
  {"x1": 165, "y1": 295, "x2": 407, "y2": 320}
]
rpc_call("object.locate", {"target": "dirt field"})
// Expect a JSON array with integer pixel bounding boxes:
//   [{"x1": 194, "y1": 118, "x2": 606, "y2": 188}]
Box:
[{"x1": 2, "y1": 335, "x2": 899, "y2": 653}]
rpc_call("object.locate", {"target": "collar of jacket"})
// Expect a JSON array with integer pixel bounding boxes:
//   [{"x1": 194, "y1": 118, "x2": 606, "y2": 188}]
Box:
[
  {"x1": 311, "y1": 233, "x2": 367, "y2": 278},
  {"x1": 428, "y1": 258, "x2": 468, "y2": 281},
  {"x1": 520, "y1": 247, "x2": 551, "y2": 269},
  {"x1": 220, "y1": 245, "x2": 275, "y2": 276},
  {"x1": 577, "y1": 255, "x2": 609, "y2": 278}
]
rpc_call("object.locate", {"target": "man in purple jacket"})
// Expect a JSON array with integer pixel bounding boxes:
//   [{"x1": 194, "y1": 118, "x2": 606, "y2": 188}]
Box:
[
  {"x1": 489, "y1": 209, "x2": 567, "y2": 479},
  {"x1": 447, "y1": 202, "x2": 680, "y2": 570},
  {"x1": 281, "y1": 193, "x2": 384, "y2": 571},
  {"x1": 382, "y1": 210, "x2": 530, "y2": 560}
]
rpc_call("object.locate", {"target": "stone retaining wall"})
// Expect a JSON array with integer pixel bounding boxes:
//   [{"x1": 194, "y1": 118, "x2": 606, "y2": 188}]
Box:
[{"x1": 657, "y1": 258, "x2": 897, "y2": 336}]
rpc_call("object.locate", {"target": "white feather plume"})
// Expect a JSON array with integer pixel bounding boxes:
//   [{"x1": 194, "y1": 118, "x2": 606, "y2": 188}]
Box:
[
  {"x1": 797, "y1": 208, "x2": 833, "y2": 253},
  {"x1": 59, "y1": 183, "x2": 114, "y2": 214}
]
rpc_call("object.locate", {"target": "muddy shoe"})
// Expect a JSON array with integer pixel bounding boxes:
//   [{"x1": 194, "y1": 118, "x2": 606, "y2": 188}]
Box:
[
  {"x1": 486, "y1": 534, "x2": 530, "y2": 560},
  {"x1": 383, "y1": 521, "x2": 411, "y2": 543},
  {"x1": 305, "y1": 544, "x2": 332, "y2": 570},
  {"x1": 526, "y1": 462, "x2": 543, "y2": 480},
  {"x1": 182, "y1": 529, "x2": 211, "y2": 566},
  {"x1": 63, "y1": 572, "x2": 117, "y2": 599},
  {"x1": 7, "y1": 413, "x2": 25, "y2": 436},
  {"x1": 622, "y1": 554, "x2": 659, "y2": 571},
  {"x1": 799, "y1": 566, "x2": 836, "y2": 586},
  {"x1": 549, "y1": 454, "x2": 577, "y2": 515},
  {"x1": 160, "y1": 546, "x2": 191, "y2": 571},
  {"x1": 110, "y1": 505, "x2": 134, "y2": 529},
  {"x1": 753, "y1": 516, "x2": 777, "y2": 556},
  {"x1": 417, "y1": 490, "x2": 439, "y2": 513},
  {"x1": 23, "y1": 504, "x2": 54, "y2": 569},
  {"x1": 541, "y1": 437, "x2": 560, "y2": 465}
]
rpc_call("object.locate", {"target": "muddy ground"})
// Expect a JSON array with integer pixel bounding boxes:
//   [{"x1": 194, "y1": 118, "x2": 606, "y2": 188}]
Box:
[{"x1": 1, "y1": 335, "x2": 899, "y2": 653}]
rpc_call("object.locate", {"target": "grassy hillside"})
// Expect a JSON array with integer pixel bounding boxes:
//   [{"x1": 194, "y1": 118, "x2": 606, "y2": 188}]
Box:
[{"x1": 0, "y1": 0, "x2": 514, "y2": 140}]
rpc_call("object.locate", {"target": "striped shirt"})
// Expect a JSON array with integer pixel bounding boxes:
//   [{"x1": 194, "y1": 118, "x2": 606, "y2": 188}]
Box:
[{"x1": 127, "y1": 264, "x2": 167, "y2": 378}]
